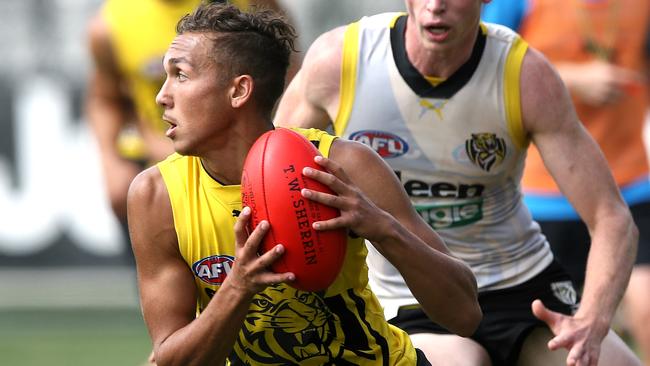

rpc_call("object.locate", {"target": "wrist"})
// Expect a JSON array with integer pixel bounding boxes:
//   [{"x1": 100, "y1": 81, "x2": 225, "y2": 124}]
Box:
[
  {"x1": 220, "y1": 277, "x2": 257, "y2": 303},
  {"x1": 574, "y1": 305, "x2": 612, "y2": 334},
  {"x1": 368, "y1": 214, "x2": 404, "y2": 248}
]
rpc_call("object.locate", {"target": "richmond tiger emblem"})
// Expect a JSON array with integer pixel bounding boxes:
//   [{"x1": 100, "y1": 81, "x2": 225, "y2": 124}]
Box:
[
  {"x1": 465, "y1": 133, "x2": 506, "y2": 172},
  {"x1": 230, "y1": 285, "x2": 343, "y2": 365}
]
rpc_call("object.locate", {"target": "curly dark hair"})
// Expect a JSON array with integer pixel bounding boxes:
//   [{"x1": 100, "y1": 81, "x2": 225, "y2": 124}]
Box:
[{"x1": 177, "y1": 2, "x2": 297, "y2": 117}]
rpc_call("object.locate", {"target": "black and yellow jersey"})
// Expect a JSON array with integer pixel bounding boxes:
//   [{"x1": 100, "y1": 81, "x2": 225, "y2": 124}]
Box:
[{"x1": 157, "y1": 127, "x2": 416, "y2": 365}]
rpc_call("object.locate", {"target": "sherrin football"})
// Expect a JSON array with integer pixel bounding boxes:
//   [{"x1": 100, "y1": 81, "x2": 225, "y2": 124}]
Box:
[{"x1": 241, "y1": 128, "x2": 346, "y2": 292}]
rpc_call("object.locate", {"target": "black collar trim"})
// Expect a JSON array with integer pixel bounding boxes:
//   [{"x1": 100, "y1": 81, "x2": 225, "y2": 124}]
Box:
[{"x1": 390, "y1": 15, "x2": 486, "y2": 99}]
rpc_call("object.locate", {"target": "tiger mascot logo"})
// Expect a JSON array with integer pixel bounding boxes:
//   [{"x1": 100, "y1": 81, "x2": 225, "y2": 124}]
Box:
[
  {"x1": 465, "y1": 133, "x2": 506, "y2": 172},
  {"x1": 230, "y1": 285, "x2": 344, "y2": 365}
]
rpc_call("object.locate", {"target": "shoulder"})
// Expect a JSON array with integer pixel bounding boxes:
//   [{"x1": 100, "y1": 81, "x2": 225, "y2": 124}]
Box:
[
  {"x1": 520, "y1": 46, "x2": 576, "y2": 134},
  {"x1": 128, "y1": 165, "x2": 169, "y2": 211},
  {"x1": 300, "y1": 26, "x2": 347, "y2": 89},
  {"x1": 275, "y1": 26, "x2": 347, "y2": 125},
  {"x1": 329, "y1": 138, "x2": 392, "y2": 178}
]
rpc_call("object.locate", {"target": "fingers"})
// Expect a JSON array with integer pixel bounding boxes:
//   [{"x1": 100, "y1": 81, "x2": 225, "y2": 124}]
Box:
[
  {"x1": 303, "y1": 156, "x2": 353, "y2": 192},
  {"x1": 313, "y1": 155, "x2": 351, "y2": 183},
  {"x1": 302, "y1": 156, "x2": 357, "y2": 209},
  {"x1": 532, "y1": 299, "x2": 561, "y2": 330},
  {"x1": 611, "y1": 64, "x2": 645, "y2": 85},
  {"x1": 301, "y1": 186, "x2": 343, "y2": 209},
  {"x1": 548, "y1": 332, "x2": 573, "y2": 351},
  {"x1": 257, "y1": 267, "x2": 295, "y2": 285},
  {"x1": 532, "y1": 299, "x2": 575, "y2": 351},
  {"x1": 234, "y1": 208, "x2": 269, "y2": 260},
  {"x1": 234, "y1": 206, "x2": 253, "y2": 246},
  {"x1": 567, "y1": 346, "x2": 596, "y2": 366},
  {"x1": 257, "y1": 243, "x2": 284, "y2": 268},
  {"x1": 232, "y1": 211, "x2": 295, "y2": 290},
  {"x1": 302, "y1": 166, "x2": 345, "y2": 195},
  {"x1": 241, "y1": 244, "x2": 295, "y2": 287},
  {"x1": 312, "y1": 215, "x2": 348, "y2": 231}
]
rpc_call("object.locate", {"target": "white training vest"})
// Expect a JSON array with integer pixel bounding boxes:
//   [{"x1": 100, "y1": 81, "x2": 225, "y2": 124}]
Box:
[{"x1": 334, "y1": 13, "x2": 553, "y2": 319}]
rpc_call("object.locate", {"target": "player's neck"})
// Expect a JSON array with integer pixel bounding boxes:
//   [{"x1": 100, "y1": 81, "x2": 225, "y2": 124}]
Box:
[
  {"x1": 405, "y1": 24, "x2": 478, "y2": 78},
  {"x1": 200, "y1": 118, "x2": 274, "y2": 186}
]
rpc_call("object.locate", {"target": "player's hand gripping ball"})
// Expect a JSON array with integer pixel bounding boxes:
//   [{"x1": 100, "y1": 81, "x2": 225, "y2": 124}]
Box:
[{"x1": 241, "y1": 128, "x2": 346, "y2": 291}]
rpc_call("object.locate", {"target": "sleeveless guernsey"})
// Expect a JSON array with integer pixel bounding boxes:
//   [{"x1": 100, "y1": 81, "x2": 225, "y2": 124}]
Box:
[
  {"x1": 336, "y1": 13, "x2": 553, "y2": 318},
  {"x1": 157, "y1": 127, "x2": 416, "y2": 365}
]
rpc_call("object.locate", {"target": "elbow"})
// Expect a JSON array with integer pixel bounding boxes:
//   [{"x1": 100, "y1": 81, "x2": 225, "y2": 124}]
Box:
[
  {"x1": 455, "y1": 302, "x2": 482, "y2": 337},
  {"x1": 436, "y1": 299, "x2": 481, "y2": 337},
  {"x1": 447, "y1": 286, "x2": 481, "y2": 337},
  {"x1": 629, "y1": 219, "x2": 639, "y2": 250},
  {"x1": 453, "y1": 264, "x2": 481, "y2": 337}
]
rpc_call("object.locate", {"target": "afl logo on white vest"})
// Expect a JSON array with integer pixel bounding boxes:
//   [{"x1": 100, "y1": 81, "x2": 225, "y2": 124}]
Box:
[
  {"x1": 193, "y1": 255, "x2": 235, "y2": 285},
  {"x1": 349, "y1": 130, "x2": 409, "y2": 158}
]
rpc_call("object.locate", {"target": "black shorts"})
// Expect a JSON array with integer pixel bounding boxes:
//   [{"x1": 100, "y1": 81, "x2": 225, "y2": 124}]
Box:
[
  {"x1": 389, "y1": 261, "x2": 578, "y2": 366},
  {"x1": 415, "y1": 348, "x2": 431, "y2": 366},
  {"x1": 539, "y1": 200, "x2": 650, "y2": 289}
]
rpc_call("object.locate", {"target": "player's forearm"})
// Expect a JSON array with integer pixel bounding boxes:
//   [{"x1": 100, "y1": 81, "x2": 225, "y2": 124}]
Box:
[
  {"x1": 154, "y1": 282, "x2": 254, "y2": 366},
  {"x1": 579, "y1": 211, "x2": 638, "y2": 329},
  {"x1": 553, "y1": 63, "x2": 585, "y2": 91},
  {"x1": 371, "y1": 220, "x2": 481, "y2": 336},
  {"x1": 86, "y1": 96, "x2": 127, "y2": 160}
]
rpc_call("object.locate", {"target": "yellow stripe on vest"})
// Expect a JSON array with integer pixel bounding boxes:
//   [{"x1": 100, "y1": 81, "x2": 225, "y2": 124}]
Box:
[{"x1": 504, "y1": 36, "x2": 529, "y2": 150}]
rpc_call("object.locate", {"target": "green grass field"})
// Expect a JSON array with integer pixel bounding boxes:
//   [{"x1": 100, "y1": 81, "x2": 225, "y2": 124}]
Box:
[
  {"x1": 0, "y1": 306, "x2": 643, "y2": 365},
  {"x1": 0, "y1": 308, "x2": 152, "y2": 366}
]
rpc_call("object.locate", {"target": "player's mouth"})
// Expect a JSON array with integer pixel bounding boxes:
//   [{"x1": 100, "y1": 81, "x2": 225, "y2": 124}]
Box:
[
  {"x1": 163, "y1": 115, "x2": 178, "y2": 138},
  {"x1": 424, "y1": 24, "x2": 450, "y2": 42}
]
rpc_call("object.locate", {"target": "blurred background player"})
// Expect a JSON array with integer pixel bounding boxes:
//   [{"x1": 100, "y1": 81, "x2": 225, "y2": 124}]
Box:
[
  {"x1": 483, "y1": 1, "x2": 650, "y2": 363},
  {"x1": 275, "y1": 0, "x2": 642, "y2": 364},
  {"x1": 127, "y1": 3, "x2": 480, "y2": 365},
  {"x1": 85, "y1": 0, "x2": 296, "y2": 231}
]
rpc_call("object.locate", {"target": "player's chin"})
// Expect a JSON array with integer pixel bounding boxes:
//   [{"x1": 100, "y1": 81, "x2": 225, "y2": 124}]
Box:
[{"x1": 171, "y1": 140, "x2": 194, "y2": 157}]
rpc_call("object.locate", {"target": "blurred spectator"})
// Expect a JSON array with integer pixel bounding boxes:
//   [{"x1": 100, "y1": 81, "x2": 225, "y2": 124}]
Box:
[
  {"x1": 483, "y1": 1, "x2": 650, "y2": 363},
  {"x1": 85, "y1": 0, "x2": 295, "y2": 227}
]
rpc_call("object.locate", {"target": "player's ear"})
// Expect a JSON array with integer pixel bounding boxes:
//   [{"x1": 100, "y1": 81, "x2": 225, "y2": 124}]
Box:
[{"x1": 230, "y1": 75, "x2": 254, "y2": 108}]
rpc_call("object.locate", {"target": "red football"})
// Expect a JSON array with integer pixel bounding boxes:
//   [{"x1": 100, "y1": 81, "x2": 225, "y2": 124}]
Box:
[{"x1": 241, "y1": 128, "x2": 347, "y2": 291}]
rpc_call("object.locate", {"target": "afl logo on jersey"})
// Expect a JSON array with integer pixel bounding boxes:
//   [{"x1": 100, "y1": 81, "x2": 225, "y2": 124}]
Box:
[
  {"x1": 192, "y1": 255, "x2": 235, "y2": 285},
  {"x1": 349, "y1": 130, "x2": 409, "y2": 158}
]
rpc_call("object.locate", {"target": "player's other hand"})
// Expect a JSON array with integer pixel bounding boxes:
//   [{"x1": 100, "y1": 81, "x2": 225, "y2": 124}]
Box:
[
  {"x1": 532, "y1": 299, "x2": 608, "y2": 366},
  {"x1": 567, "y1": 59, "x2": 645, "y2": 107},
  {"x1": 301, "y1": 155, "x2": 394, "y2": 244},
  {"x1": 230, "y1": 206, "x2": 295, "y2": 296}
]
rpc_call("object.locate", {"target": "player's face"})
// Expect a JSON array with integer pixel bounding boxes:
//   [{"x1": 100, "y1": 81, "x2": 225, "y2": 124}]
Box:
[
  {"x1": 405, "y1": 0, "x2": 489, "y2": 51},
  {"x1": 157, "y1": 32, "x2": 230, "y2": 156}
]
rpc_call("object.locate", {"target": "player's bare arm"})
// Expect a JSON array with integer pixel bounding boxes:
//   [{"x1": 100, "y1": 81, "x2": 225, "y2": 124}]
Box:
[
  {"x1": 127, "y1": 168, "x2": 292, "y2": 366},
  {"x1": 87, "y1": 13, "x2": 130, "y2": 153},
  {"x1": 86, "y1": 13, "x2": 141, "y2": 219},
  {"x1": 303, "y1": 139, "x2": 481, "y2": 337},
  {"x1": 274, "y1": 27, "x2": 345, "y2": 129},
  {"x1": 520, "y1": 47, "x2": 639, "y2": 365}
]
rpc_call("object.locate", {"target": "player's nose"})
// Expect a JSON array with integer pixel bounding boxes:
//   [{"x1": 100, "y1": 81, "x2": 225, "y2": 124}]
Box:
[{"x1": 156, "y1": 78, "x2": 172, "y2": 108}]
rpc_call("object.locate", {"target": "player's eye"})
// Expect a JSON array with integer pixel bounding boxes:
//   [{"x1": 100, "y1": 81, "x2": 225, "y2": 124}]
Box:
[{"x1": 177, "y1": 72, "x2": 188, "y2": 81}]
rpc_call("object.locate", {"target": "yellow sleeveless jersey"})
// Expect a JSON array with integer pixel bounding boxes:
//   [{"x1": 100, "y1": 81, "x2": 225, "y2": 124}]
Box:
[
  {"x1": 102, "y1": 0, "x2": 250, "y2": 159},
  {"x1": 157, "y1": 127, "x2": 416, "y2": 365}
]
